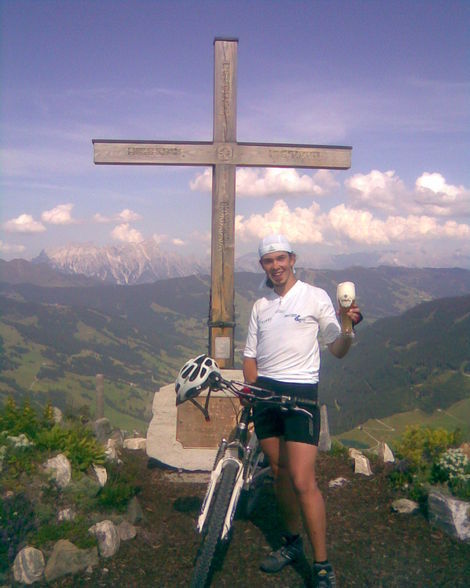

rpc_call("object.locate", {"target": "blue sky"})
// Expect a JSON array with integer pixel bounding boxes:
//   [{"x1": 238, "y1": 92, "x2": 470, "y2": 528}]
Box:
[{"x1": 1, "y1": 0, "x2": 469, "y2": 268}]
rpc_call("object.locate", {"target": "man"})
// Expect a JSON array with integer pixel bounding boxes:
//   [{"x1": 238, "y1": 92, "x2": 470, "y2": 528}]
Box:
[{"x1": 243, "y1": 234, "x2": 362, "y2": 588}]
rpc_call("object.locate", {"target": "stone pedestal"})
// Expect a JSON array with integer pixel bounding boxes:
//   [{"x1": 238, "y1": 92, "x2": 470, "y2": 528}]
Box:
[{"x1": 146, "y1": 369, "x2": 243, "y2": 471}]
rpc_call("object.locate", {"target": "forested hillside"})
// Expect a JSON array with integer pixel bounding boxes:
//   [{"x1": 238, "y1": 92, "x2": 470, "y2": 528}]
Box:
[
  {"x1": 320, "y1": 294, "x2": 470, "y2": 433},
  {"x1": 1, "y1": 268, "x2": 469, "y2": 431}
]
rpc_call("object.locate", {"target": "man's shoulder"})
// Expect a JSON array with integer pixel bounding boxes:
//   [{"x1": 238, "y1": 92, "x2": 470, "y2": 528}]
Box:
[
  {"x1": 254, "y1": 291, "x2": 277, "y2": 306},
  {"x1": 297, "y1": 280, "x2": 330, "y2": 299}
]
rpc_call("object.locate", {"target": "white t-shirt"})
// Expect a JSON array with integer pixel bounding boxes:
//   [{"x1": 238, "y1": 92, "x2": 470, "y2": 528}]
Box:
[{"x1": 243, "y1": 280, "x2": 341, "y2": 383}]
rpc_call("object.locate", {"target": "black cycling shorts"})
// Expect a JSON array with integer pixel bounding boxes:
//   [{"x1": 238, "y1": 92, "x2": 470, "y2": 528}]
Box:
[{"x1": 252, "y1": 377, "x2": 320, "y2": 446}]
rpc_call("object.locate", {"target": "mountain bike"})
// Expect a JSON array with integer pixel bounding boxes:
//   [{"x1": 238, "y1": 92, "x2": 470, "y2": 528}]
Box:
[{"x1": 188, "y1": 372, "x2": 318, "y2": 588}]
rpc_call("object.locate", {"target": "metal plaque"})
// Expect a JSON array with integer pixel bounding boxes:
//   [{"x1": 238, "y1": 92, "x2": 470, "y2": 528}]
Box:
[
  {"x1": 176, "y1": 397, "x2": 238, "y2": 448},
  {"x1": 214, "y1": 336, "x2": 231, "y2": 359}
]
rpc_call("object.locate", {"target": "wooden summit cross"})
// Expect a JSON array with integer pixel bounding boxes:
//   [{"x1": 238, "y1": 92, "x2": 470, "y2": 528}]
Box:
[{"x1": 93, "y1": 38, "x2": 351, "y2": 369}]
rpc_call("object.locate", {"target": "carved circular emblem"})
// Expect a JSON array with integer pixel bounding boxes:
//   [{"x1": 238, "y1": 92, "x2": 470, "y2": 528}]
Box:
[{"x1": 217, "y1": 145, "x2": 233, "y2": 161}]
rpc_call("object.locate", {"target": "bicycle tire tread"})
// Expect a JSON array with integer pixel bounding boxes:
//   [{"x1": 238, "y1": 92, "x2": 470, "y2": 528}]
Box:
[{"x1": 190, "y1": 460, "x2": 239, "y2": 588}]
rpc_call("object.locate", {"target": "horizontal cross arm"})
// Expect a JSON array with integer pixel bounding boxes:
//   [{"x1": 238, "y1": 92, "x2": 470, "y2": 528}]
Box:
[
  {"x1": 93, "y1": 140, "x2": 216, "y2": 166},
  {"x1": 93, "y1": 140, "x2": 351, "y2": 169},
  {"x1": 236, "y1": 142, "x2": 351, "y2": 169}
]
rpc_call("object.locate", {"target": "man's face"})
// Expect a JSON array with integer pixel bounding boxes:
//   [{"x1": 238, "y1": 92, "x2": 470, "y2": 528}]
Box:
[{"x1": 260, "y1": 251, "x2": 296, "y2": 288}]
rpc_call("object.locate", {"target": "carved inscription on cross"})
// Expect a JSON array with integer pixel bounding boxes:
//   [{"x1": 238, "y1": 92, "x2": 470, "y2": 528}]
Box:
[{"x1": 93, "y1": 38, "x2": 351, "y2": 368}]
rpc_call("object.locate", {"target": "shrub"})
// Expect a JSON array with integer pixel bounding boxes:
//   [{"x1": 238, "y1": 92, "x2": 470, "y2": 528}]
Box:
[
  {"x1": 97, "y1": 463, "x2": 140, "y2": 512},
  {"x1": 393, "y1": 426, "x2": 459, "y2": 470},
  {"x1": 29, "y1": 517, "x2": 96, "y2": 550},
  {"x1": 0, "y1": 493, "x2": 36, "y2": 573},
  {"x1": 0, "y1": 398, "x2": 38, "y2": 438},
  {"x1": 430, "y1": 448, "x2": 470, "y2": 501},
  {"x1": 329, "y1": 439, "x2": 349, "y2": 457},
  {"x1": 35, "y1": 424, "x2": 105, "y2": 472},
  {"x1": 391, "y1": 425, "x2": 467, "y2": 502}
]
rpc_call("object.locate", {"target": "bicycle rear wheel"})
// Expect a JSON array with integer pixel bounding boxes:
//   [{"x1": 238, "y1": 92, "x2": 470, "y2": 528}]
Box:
[{"x1": 190, "y1": 460, "x2": 239, "y2": 588}]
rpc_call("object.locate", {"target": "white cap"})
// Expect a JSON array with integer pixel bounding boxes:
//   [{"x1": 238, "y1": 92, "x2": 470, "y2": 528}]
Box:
[{"x1": 258, "y1": 234, "x2": 294, "y2": 259}]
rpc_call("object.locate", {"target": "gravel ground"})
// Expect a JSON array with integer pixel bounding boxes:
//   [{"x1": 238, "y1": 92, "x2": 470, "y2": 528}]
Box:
[{"x1": 51, "y1": 450, "x2": 470, "y2": 588}]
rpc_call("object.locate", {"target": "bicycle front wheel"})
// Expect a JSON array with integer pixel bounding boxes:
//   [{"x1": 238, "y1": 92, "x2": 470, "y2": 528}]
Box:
[{"x1": 190, "y1": 460, "x2": 239, "y2": 588}]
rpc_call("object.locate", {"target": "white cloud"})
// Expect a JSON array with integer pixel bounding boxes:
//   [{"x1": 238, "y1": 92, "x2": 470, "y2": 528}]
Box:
[
  {"x1": 236, "y1": 199, "x2": 324, "y2": 243},
  {"x1": 328, "y1": 205, "x2": 388, "y2": 244},
  {"x1": 151, "y1": 233, "x2": 168, "y2": 244},
  {"x1": 41, "y1": 203, "x2": 76, "y2": 225},
  {"x1": 328, "y1": 204, "x2": 470, "y2": 244},
  {"x1": 117, "y1": 208, "x2": 142, "y2": 222},
  {"x1": 345, "y1": 170, "x2": 407, "y2": 213},
  {"x1": 0, "y1": 241, "x2": 26, "y2": 253},
  {"x1": 93, "y1": 213, "x2": 110, "y2": 223},
  {"x1": 414, "y1": 172, "x2": 470, "y2": 217},
  {"x1": 93, "y1": 208, "x2": 142, "y2": 224},
  {"x1": 3, "y1": 214, "x2": 46, "y2": 233},
  {"x1": 111, "y1": 223, "x2": 143, "y2": 243},
  {"x1": 235, "y1": 196, "x2": 470, "y2": 250},
  {"x1": 172, "y1": 238, "x2": 185, "y2": 246},
  {"x1": 190, "y1": 168, "x2": 338, "y2": 197},
  {"x1": 343, "y1": 169, "x2": 470, "y2": 219},
  {"x1": 189, "y1": 230, "x2": 211, "y2": 243}
]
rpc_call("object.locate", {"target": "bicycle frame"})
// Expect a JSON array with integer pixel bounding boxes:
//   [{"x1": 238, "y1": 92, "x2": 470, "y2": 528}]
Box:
[{"x1": 197, "y1": 405, "x2": 254, "y2": 540}]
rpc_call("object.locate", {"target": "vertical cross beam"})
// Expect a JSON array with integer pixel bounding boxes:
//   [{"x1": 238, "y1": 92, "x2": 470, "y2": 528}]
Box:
[{"x1": 209, "y1": 38, "x2": 238, "y2": 368}]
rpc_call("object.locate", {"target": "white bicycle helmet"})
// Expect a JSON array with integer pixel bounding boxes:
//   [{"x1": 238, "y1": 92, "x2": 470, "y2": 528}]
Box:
[{"x1": 175, "y1": 355, "x2": 221, "y2": 406}]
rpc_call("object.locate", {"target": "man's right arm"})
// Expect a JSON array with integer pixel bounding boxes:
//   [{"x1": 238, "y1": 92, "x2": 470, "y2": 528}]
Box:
[{"x1": 243, "y1": 357, "x2": 258, "y2": 384}]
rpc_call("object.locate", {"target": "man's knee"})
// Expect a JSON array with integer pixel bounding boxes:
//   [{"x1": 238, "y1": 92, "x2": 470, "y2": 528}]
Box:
[{"x1": 289, "y1": 470, "x2": 317, "y2": 496}]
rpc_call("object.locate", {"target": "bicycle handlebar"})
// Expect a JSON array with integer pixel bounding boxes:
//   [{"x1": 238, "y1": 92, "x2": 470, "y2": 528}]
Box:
[{"x1": 209, "y1": 373, "x2": 319, "y2": 410}]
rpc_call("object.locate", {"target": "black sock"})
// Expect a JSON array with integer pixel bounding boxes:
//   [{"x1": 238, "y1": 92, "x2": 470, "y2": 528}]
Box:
[
  {"x1": 284, "y1": 533, "x2": 300, "y2": 543},
  {"x1": 315, "y1": 560, "x2": 329, "y2": 566}
]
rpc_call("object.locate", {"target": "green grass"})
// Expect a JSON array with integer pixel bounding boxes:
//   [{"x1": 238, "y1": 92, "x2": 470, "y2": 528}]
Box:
[
  {"x1": 335, "y1": 396, "x2": 470, "y2": 449},
  {"x1": 103, "y1": 402, "x2": 148, "y2": 434}
]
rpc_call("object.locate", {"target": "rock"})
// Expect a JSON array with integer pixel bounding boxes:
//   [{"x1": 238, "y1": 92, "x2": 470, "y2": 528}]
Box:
[
  {"x1": 89, "y1": 520, "x2": 120, "y2": 557},
  {"x1": 45, "y1": 453, "x2": 72, "y2": 488},
  {"x1": 0, "y1": 445, "x2": 6, "y2": 472},
  {"x1": 460, "y1": 442, "x2": 470, "y2": 460},
  {"x1": 328, "y1": 477, "x2": 349, "y2": 489},
  {"x1": 13, "y1": 546, "x2": 45, "y2": 584},
  {"x1": 127, "y1": 496, "x2": 144, "y2": 524},
  {"x1": 92, "y1": 464, "x2": 108, "y2": 487},
  {"x1": 123, "y1": 437, "x2": 146, "y2": 451},
  {"x1": 428, "y1": 489, "x2": 470, "y2": 542},
  {"x1": 354, "y1": 454, "x2": 373, "y2": 476},
  {"x1": 391, "y1": 498, "x2": 419, "y2": 514},
  {"x1": 109, "y1": 429, "x2": 124, "y2": 447},
  {"x1": 67, "y1": 473, "x2": 101, "y2": 499},
  {"x1": 93, "y1": 418, "x2": 112, "y2": 443},
  {"x1": 105, "y1": 437, "x2": 121, "y2": 461},
  {"x1": 57, "y1": 508, "x2": 76, "y2": 522},
  {"x1": 7, "y1": 433, "x2": 33, "y2": 448},
  {"x1": 52, "y1": 407, "x2": 63, "y2": 424},
  {"x1": 318, "y1": 404, "x2": 331, "y2": 452},
  {"x1": 378, "y1": 441, "x2": 395, "y2": 464},
  {"x1": 118, "y1": 520, "x2": 137, "y2": 541},
  {"x1": 348, "y1": 448, "x2": 363, "y2": 460},
  {"x1": 44, "y1": 540, "x2": 98, "y2": 582}
]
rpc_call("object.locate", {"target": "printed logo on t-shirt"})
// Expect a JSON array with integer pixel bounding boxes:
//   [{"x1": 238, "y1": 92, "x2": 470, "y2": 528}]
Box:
[{"x1": 284, "y1": 313, "x2": 306, "y2": 322}]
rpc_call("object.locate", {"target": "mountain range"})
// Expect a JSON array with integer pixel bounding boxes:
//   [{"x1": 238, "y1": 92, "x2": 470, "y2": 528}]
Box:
[
  {"x1": 32, "y1": 240, "x2": 209, "y2": 285},
  {"x1": 23, "y1": 239, "x2": 457, "y2": 286}
]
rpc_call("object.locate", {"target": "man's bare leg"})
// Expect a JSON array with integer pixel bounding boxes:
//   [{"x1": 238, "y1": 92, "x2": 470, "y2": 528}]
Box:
[
  {"x1": 285, "y1": 441, "x2": 327, "y2": 561},
  {"x1": 260, "y1": 437, "x2": 303, "y2": 535}
]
